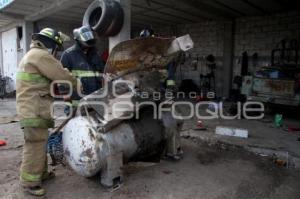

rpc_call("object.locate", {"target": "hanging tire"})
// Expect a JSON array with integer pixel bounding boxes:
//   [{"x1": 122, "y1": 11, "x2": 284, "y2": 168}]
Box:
[
  {"x1": 103, "y1": 1, "x2": 124, "y2": 36},
  {"x1": 83, "y1": 0, "x2": 124, "y2": 37}
]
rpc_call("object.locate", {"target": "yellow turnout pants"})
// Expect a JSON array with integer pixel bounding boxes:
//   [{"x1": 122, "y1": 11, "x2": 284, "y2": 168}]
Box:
[{"x1": 20, "y1": 128, "x2": 48, "y2": 187}]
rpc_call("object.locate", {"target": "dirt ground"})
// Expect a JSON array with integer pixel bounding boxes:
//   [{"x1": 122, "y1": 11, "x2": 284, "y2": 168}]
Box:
[{"x1": 1, "y1": 99, "x2": 300, "y2": 199}]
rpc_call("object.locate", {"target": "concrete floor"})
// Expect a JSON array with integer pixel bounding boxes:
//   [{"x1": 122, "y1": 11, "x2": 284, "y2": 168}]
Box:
[
  {"x1": 180, "y1": 104, "x2": 300, "y2": 168},
  {"x1": 1, "y1": 99, "x2": 300, "y2": 199}
]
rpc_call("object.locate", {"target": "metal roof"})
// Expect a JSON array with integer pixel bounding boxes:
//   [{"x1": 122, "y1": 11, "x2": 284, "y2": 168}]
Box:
[{"x1": 0, "y1": 0, "x2": 299, "y2": 30}]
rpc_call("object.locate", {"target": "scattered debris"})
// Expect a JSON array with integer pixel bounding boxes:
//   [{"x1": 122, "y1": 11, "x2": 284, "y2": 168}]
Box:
[
  {"x1": 215, "y1": 126, "x2": 249, "y2": 138},
  {"x1": 123, "y1": 162, "x2": 157, "y2": 175},
  {"x1": 272, "y1": 152, "x2": 290, "y2": 168},
  {"x1": 0, "y1": 139, "x2": 7, "y2": 146},
  {"x1": 194, "y1": 120, "x2": 207, "y2": 131},
  {"x1": 286, "y1": 126, "x2": 300, "y2": 132},
  {"x1": 274, "y1": 159, "x2": 287, "y2": 167},
  {"x1": 162, "y1": 170, "x2": 173, "y2": 175}
]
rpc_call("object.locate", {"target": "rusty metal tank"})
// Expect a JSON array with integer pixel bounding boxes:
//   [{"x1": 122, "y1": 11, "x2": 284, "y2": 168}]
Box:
[
  {"x1": 62, "y1": 35, "x2": 193, "y2": 188},
  {"x1": 63, "y1": 107, "x2": 164, "y2": 177}
]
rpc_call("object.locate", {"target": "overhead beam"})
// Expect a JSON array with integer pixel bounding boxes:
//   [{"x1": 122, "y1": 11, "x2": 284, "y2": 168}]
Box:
[
  {"x1": 132, "y1": 18, "x2": 175, "y2": 27},
  {"x1": 132, "y1": 21, "x2": 162, "y2": 30},
  {"x1": 132, "y1": 17, "x2": 170, "y2": 27},
  {"x1": 0, "y1": 11, "x2": 24, "y2": 20},
  {"x1": 0, "y1": 21, "x2": 23, "y2": 33},
  {"x1": 133, "y1": 12, "x2": 184, "y2": 25},
  {"x1": 45, "y1": 16, "x2": 82, "y2": 24},
  {"x1": 213, "y1": 0, "x2": 246, "y2": 17},
  {"x1": 179, "y1": 0, "x2": 235, "y2": 19},
  {"x1": 240, "y1": 0, "x2": 269, "y2": 14},
  {"x1": 25, "y1": 0, "x2": 84, "y2": 21},
  {"x1": 132, "y1": 3, "x2": 197, "y2": 23},
  {"x1": 149, "y1": 0, "x2": 207, "y2": 20}
]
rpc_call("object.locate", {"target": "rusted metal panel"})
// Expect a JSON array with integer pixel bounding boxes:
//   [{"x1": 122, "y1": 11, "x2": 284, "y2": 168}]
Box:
[
  {"x1": 252, "y1": 77, "x2": 295, "y2": 97},
  {"x1": 104, "y1": 37, "x2": 176, "y2": 78}
]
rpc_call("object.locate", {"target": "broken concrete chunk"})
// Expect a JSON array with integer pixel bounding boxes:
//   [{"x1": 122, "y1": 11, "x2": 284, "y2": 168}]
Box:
[{"x1": 215, "y1": 126, "x2": 249, "y2": 139}]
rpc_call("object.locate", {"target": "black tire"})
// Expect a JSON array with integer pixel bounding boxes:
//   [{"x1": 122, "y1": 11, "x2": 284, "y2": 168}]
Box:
[
  {"x1": 83, "y1": 0, "x2": 124, "y2": 37},
  {"x1": 103, "y1": 1, "x2": 124, "y2": 36},
  {"x1": 83, "y1": 0, "x2": 113, "y2": 36}
]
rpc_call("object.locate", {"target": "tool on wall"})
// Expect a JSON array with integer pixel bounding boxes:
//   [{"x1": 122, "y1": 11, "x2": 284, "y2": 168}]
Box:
[
  {"x1": 199, "y1": 54, "x2": 216, "y2": 96},
  {"x1": 191, "y1": 54, "x2": 199, "y2": 71},
  {"x1": 177, "y1": 52, "x2": 186, "y2": 81},
  {"x1": 241, "y1": 51, "x2": 249, "y2": 76}
]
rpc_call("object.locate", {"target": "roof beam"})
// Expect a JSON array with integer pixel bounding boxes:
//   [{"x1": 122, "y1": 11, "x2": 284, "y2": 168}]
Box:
[
  {"x1": 132, "y1": 3, "x2": 197, "y2": 23},
  {"x1": 240, "y1": 0, "x2": 269, "y2": 14},
  {"x1": 179, "y1": 0, "x2": 235, "y2": 19},
  {"x1": 149, "y1": 0, "x2": 207, "y2": 20},
  {"x1": 0, "y1": 11, "x2": 24, "y2": 20},
  {"x1": 132, "y1": 18, "x2": 168, "y2": 28},
  {"x1": 213, "y1": 0, "x2": 246, "y2": 16},
  {"x1": 25, "y1": 0, "x2": 85, "y2": 21},
  {"x1": 42, "y1": 16, "x2": 81, "y2": 26},
  {"x1": 132, "y1": 14, "x2": 177, "y2": 26}
]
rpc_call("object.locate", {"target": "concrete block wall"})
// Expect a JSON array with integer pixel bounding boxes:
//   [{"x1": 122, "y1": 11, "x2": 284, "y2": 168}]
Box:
[
  {"x1": 156, "y1": 21, "x2": 225, "y2": 96},
  {"x1": 233, "y1": 11, "x2": 300, "y2": 76},
  {"x1": 156, "y1": 11, "x2": 300, "y2": 97}
]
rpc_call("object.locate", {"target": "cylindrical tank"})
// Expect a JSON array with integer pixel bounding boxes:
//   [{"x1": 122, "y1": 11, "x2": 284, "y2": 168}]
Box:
[{"x1": 63, "y1": 108, "x2": 165, "y2": 177}]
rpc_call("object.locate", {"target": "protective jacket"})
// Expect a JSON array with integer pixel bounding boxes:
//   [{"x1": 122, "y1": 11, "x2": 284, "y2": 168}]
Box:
[
  {"x1": 16, "y1": 40, "x2": 77, "y2": 128},
  {"x1": 60, "y1": 43, "x2": 104, "y2": 102}
]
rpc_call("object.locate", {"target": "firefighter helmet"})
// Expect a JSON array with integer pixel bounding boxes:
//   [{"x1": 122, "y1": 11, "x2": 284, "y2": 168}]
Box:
[{"x1": 73, "y1": 26, "x2": 96, "y2": 47}]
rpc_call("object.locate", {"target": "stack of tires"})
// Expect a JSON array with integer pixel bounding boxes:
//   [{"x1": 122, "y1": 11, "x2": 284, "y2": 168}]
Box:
[{"x1": 83, "y1": 0, "x2": 124, "y2": 37}]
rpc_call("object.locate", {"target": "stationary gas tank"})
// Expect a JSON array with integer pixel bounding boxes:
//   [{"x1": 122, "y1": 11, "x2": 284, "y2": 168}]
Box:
[{"x1": 63, "y1": 108, "x2": 165, "y2": 179}]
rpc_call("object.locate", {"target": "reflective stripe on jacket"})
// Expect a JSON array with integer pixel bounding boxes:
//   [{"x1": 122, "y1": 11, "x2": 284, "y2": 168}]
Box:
[
  {"x1": 16, "y1": 40, "x2": 78, "y2": 128},
  {"x1": 60, "y1": 44, "x2": 104, "y2": 98}
]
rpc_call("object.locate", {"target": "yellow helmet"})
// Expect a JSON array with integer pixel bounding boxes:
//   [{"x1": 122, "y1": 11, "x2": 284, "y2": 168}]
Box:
[{"x1": 32, "y1": 28, "x2": 70, "y2": 50}]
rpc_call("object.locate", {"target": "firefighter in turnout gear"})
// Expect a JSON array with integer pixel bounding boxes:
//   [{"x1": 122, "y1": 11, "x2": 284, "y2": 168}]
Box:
[
  {"x1": 16, "y1": 28, "x2": 78, "y2": 196},
  {"x1": 60, "y1": 26, "x2": 104, "y2": 107}
]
